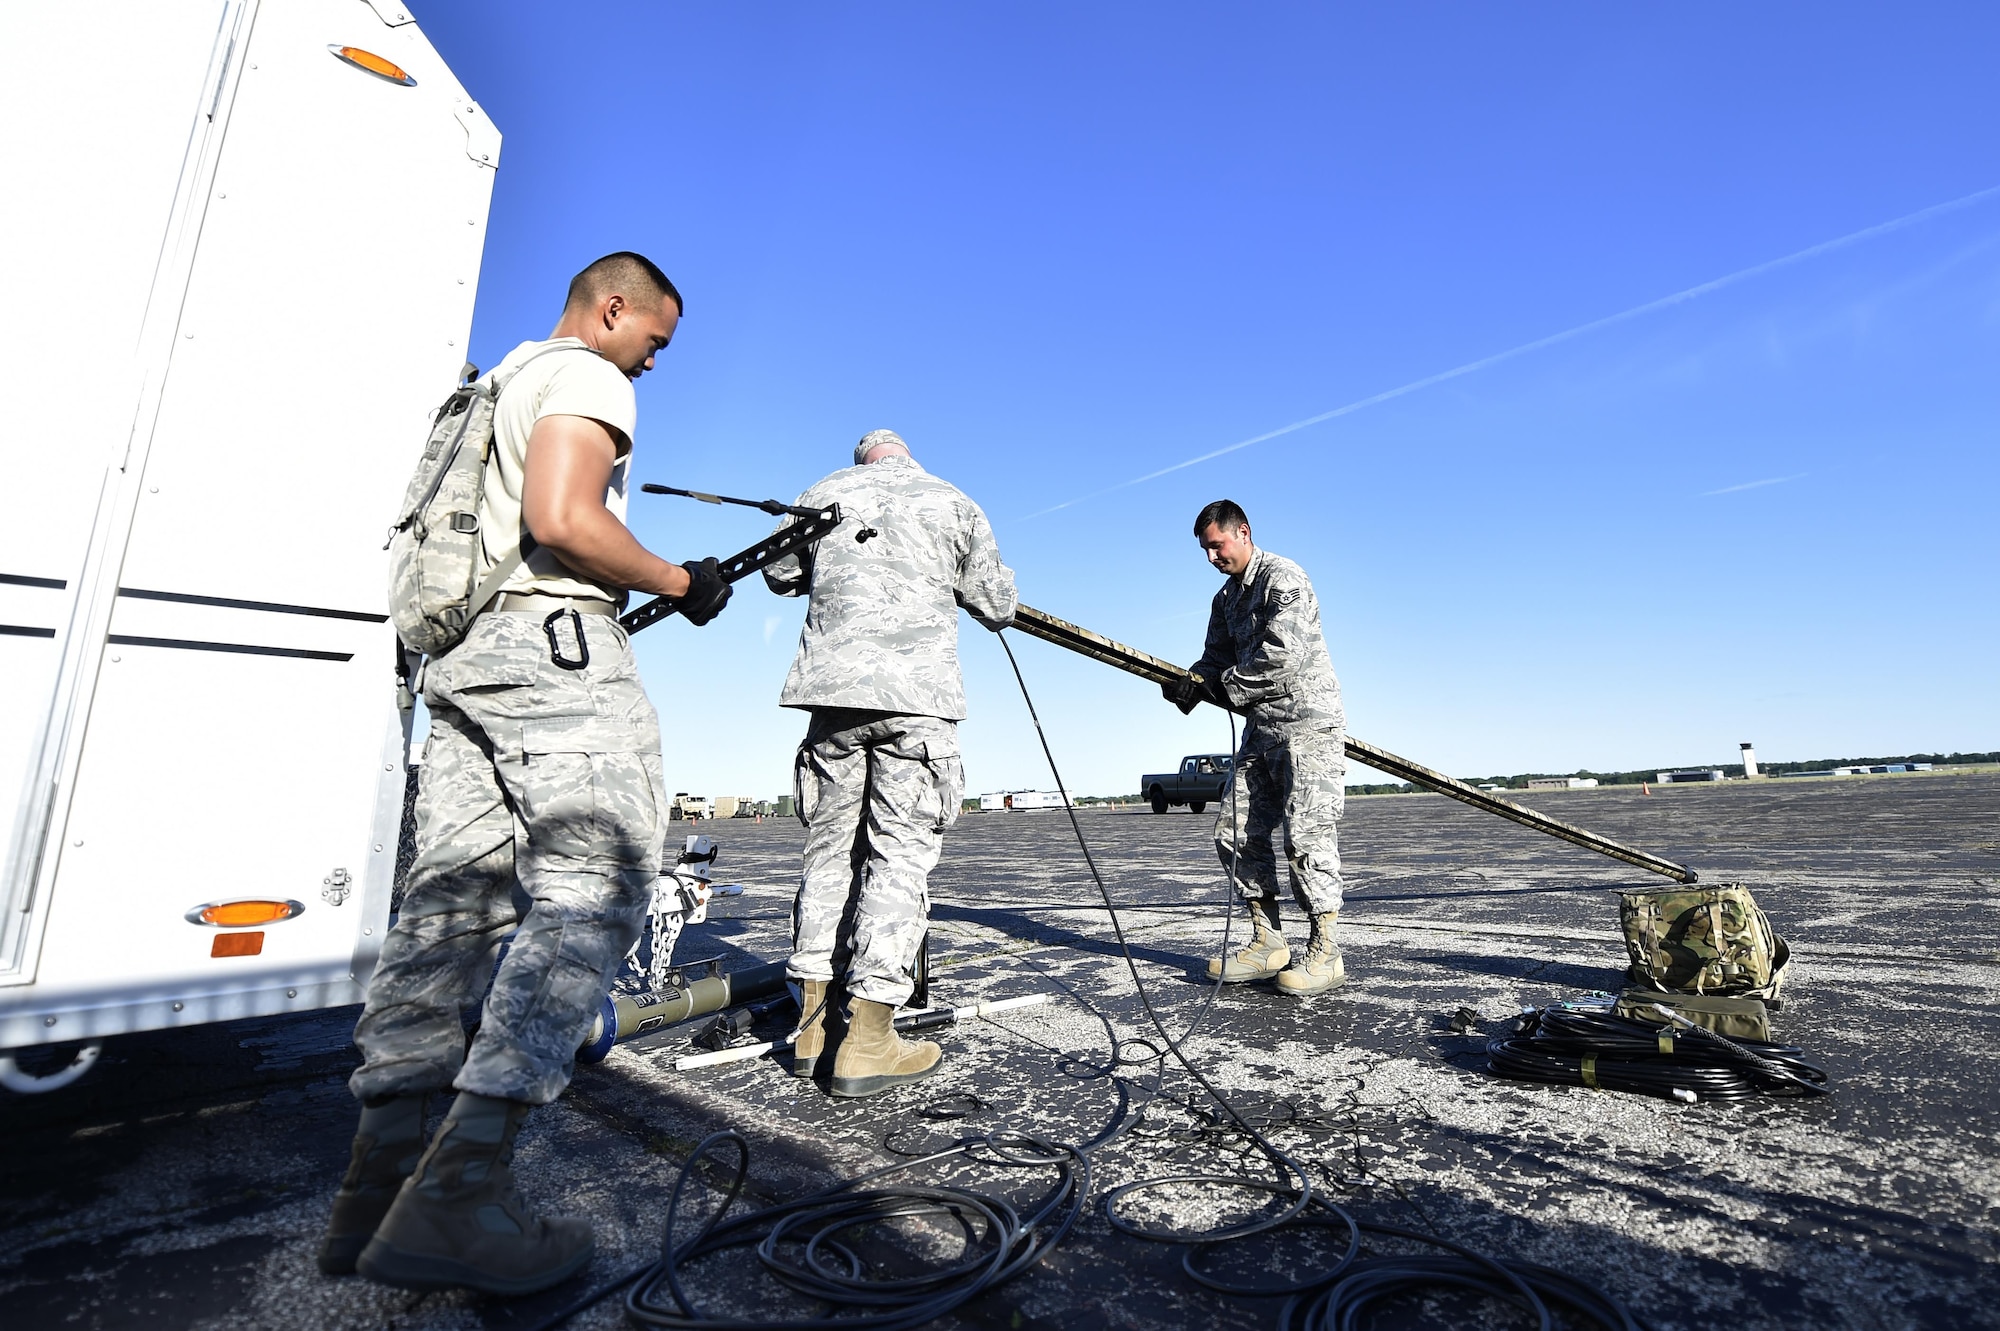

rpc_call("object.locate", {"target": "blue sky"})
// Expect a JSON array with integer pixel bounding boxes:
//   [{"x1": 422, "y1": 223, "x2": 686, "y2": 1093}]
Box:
[{"x1": 413, "y1": 2, "x2": 1999, "y2": 800}]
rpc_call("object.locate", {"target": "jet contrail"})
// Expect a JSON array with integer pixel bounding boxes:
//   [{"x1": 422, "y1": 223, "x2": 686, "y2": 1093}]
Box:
[
  {"x1": 1702, "y1": 473, "x2": 1808, "y2": 497},
  {"x1": 1019, "y1": 183, "x2": 2000, "y2": 521}
]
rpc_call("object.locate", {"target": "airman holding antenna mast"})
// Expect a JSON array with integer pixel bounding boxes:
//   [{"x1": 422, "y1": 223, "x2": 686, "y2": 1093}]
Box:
[
  {"x1": 1164, "y1": 499, "x2": 1349, "y2": 994},
  {"x1": 327, "y1": 253, "x2": 733, "y2": 1296}
]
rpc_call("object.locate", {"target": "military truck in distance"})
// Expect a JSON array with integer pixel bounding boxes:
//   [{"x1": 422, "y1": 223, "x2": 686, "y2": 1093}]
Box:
[{"x1": 1141, "y1": 754, "x2": 1234, "y2": 814}]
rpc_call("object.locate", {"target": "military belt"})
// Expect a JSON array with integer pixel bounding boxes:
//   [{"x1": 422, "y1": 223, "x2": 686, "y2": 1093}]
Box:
[{"x1": 487, "y1": 592, "x2": 619, "y2": 617}]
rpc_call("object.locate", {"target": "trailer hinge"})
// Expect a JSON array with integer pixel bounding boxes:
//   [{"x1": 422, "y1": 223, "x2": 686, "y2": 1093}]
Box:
[
  {"x1": 455, "y1": 100, "x2": 501, "y2": 169},
  {"x1": 359, "y1": 0, "x2": 417, "y2": 26}
]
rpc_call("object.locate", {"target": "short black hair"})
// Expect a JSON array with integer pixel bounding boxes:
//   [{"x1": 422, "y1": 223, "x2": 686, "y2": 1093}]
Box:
[
  {"x1": 565, "y1": 251, "x2": 683, "y2": 315},
  {"x1": 1193, "y1": 499, "x2": 1249, "y2": 537}
]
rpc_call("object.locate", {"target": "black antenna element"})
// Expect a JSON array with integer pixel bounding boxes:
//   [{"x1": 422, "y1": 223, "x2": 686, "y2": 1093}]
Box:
[
  {"x1": 619, "y1": 503, "x2": 843, "y2": 635},
  {"x1": 640, "y1": 483, "x2": 821, "y2": 520}
]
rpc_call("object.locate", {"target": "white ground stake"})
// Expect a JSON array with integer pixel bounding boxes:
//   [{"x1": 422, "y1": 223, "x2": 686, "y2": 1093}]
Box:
[{"x1": 674, "y1": 993, "x2": 1051, "y2": 1071}]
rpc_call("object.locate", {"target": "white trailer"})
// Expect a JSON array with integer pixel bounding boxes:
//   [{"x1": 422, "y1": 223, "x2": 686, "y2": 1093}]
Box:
[{"x1": 0, "y1": 1, "x2": 497, "y2": 1088}]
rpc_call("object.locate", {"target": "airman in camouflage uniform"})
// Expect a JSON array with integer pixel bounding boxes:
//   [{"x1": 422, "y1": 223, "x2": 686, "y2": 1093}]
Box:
[
  {"x1": 764, "y1": 429, "x2": 1016, "y2": 1096},
  {"x1": 325, "y1": 254, "x2": 732, "y2": 1297},
  {"x1": 1166, "y1": 499, "x2": 1348, "y2": 995}
]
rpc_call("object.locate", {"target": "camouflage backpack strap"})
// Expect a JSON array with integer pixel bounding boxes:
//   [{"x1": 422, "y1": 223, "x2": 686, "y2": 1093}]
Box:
[
  {"x1": 1722, "y1": 895, "x2": 1755, "y2": 989},
  {"x1": 1639, "y1": 897, "x2": 1659, "y2": 977},
  {"x1": 1618, "y1": 890, "x2": 1665, "y2": 992},
  {"x1": 1614, "y1": 987, "x2": 1771, "y2": 1042},
  {"x1": 464, "y1": 548, "x2": 527, "y2": 620},
  {"x1": 481, "y1": 341, "x2": 605, "y2": 444},
  {"x1": 1697, "y1": 896, "x2": 1728, "y2": 993}
]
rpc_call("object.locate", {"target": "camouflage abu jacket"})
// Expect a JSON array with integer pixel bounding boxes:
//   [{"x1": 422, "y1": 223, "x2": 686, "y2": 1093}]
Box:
[
  {"x1": 764, "y1": 456, "x2": 1017, "y2": 720},
  {"x1": 1193, "y1": 546, "x2": 1345, "y2": 741}
]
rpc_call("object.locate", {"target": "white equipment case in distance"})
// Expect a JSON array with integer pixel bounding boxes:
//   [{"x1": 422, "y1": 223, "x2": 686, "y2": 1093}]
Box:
[{"x1": 0, "y1": 0, "x2": 499, "y2": 1086}]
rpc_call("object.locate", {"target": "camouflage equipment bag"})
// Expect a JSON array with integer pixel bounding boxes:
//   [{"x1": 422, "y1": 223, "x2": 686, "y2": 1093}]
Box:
[
  {"x1": 1613, "y1": 987, "x2": 1772, "y2": 1042},
  {"x1": 1619, "y1": 882, "x2": 1790, "y2": 1001},
  {"x1": 384, "y1": 346, "x2": 595, "y2": 656}
]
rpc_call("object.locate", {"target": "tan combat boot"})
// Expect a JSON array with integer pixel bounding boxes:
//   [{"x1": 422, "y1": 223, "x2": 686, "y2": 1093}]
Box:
[
  {"x1": 318, "y1": 1093, "x2": 427, "y2": 1274},
  {"x1": 791, "y1": 979, "x2": 831, "y2": 1078},
  {"x1": 357, "y1": 1093, "x2": 593, "y2": 1295},
  {"x1": 1206, "y1": 897, "x2": 1289, "y2": 982},
  {"x1": 1275, "y1": 911, "x2": 1346, "y2": 995},
  {"x1": 829, "y1": 998, "x2": 940, "y2": 1098}
]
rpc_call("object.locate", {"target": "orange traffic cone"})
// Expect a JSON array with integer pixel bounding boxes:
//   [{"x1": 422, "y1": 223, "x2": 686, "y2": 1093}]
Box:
[{"x1": 1641, "y1": 781, "x2": 1651, "y2": 796}]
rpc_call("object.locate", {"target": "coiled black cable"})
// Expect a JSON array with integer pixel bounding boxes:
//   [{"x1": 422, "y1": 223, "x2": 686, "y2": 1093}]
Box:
[
  {"x1": 996, "y1": 635, "x2": 1655, "y2": 1328},
  {"x1": 1486, "y1": 1006, "x2": 1830, "y2": 1103},
  {"x1": 624, "y1": 1128, "x2": 1084, "y2": 1330},
  {"x1": 1276, "y1": 1221, "x2": 1648, "y2": 1331},
  {"x1": 531, "y1": 1128, "x2": 1086, "y2": 1331}
]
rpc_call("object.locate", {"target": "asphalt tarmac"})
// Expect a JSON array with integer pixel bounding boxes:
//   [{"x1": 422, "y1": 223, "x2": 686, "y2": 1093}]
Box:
[{"x1": 2, "y1": 772, "x2": 1995, "y2": 1329}]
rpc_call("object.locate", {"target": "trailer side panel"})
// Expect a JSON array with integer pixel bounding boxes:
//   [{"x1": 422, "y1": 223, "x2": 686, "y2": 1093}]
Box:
[{"x1": 0, "y1": 0, "x2": 498, "y2": 1047}]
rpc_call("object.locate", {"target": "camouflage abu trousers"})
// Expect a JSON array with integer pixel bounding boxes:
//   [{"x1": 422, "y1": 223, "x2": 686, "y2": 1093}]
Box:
[
  {"x1": 790, "y1": 708, "x2": 963, "y2": 1006},
  {"x1": 350, "y1": 610, "x2": 665, "y2": 1106},
  {"x1": 1214, "y1": 726, "x2": 1347, "y2": 918}
]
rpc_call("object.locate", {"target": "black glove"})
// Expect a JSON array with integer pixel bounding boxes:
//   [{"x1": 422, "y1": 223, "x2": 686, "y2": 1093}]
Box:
[
  {"x1": 675, "y1": 557, "x2": 731, "y2": 626},
  {"x1": 1163, "y1": 671, "x2": 1215, "y2": 715}
]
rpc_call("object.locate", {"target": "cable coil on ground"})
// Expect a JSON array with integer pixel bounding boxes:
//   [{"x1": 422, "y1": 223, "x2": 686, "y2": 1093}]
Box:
[
  {"x1": 1274, "y1": 1221, "x2": 1649, "y2": 1331},
  {"x1": 1486, "y1": 1005, "x2": 1830, "y2": 1103},
  {"x1": 534, "y1": 1128, "x2": 1086, "y2": 1331}
]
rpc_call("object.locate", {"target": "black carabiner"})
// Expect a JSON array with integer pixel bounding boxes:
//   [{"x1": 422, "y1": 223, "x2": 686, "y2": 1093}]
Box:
[{"x1": 543, "y1": 607, "x2": 590, "y2": 671}]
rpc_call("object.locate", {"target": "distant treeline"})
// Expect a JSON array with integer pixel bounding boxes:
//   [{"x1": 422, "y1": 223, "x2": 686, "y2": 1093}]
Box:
[
  {"x1": 968, "y1": 795, "x2": 1139, "y2": 808},
  {"x1": 1085, "y1": 750, "x2": 1998, "y2": 804},
  {"x1": 1357, "y1": 750, "x2": 2000, "y2": 796}
]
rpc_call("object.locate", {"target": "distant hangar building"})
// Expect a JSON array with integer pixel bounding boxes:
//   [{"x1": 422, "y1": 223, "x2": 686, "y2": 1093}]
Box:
[{"x1": 977, "y1": 790, "x2": 1070, "y2": 812}]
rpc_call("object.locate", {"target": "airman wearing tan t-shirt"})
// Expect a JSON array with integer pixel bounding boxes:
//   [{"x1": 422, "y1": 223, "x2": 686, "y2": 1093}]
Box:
[{"x1": 330, "y1": 253, "x2": 732, "y2": 1298}]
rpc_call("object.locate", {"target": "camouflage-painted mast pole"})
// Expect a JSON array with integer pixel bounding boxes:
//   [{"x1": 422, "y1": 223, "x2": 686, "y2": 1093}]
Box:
[{"x1": 1008, "y1": 603, "x2": 1698, "y2": 885}]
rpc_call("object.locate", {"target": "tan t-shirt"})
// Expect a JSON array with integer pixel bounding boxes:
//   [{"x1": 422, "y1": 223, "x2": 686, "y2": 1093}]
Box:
[{"x1": 476, "y1": 337, "x2": 639, "y2": 602}]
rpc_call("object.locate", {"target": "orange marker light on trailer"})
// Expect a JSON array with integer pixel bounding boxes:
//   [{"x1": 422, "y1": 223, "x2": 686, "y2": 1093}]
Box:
[
  {"x1": 211, "y1": 932, "x2": 265, "y2": 958},
  {"x1": 328, "y1": 45, "x2": 416, "y2": 86},
  {"x1": 185, "y1": 899, "x2": 304, "y2": 927}
]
